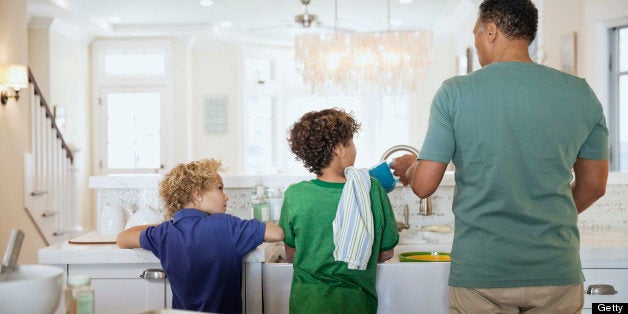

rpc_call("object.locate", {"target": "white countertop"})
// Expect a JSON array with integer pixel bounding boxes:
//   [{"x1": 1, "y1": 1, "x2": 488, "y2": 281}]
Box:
[
  {"x1": 39, "y1": 229, "x2": 628, "y2": 268},
  {"x1": 38, "y1": 232, "x2": 267, "y2": 264}
]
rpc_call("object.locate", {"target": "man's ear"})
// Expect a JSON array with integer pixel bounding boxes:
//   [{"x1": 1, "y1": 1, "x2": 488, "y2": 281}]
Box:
[{"x1": 486, "y1": 22, "x2": 497, "y2": 43}]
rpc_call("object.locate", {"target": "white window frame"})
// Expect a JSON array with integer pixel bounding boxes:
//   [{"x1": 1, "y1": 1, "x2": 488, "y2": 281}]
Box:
[
  {"x1": 97, "y1": 86, "x2": 167, "y2": 174},
  {"x1": 91, "y1": 39, "x2": 173, "y2": 174},
  {"x1": 609, "y1": 25, "x2": 628, "y2": 171},
  {"x1": 241, "y1": 46, "x2": 283, "y2": 174}
]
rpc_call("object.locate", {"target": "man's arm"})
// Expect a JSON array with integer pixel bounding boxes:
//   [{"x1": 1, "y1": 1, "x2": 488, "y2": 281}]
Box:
[
  {"x1": 406, "y1": 160, "x2": 448, "y2": 199},
  {"x1": 116, "y1": 224, "x2": 155, "y2": 249},
  {"x1": 264, "y1": 222, "x2": 285, "y2": 242},
  {"x1": 572, "y1": 158, "x2": 608, "y2": 213}
]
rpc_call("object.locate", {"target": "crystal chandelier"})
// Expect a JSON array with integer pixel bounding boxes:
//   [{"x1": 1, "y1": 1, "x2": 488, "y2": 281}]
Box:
[
  {"x1": 295, "y1": 30, "x2": 434, "y2": 94},
  {"x1": 294, "y1": 0, "x2": 434, "y2": 94}
]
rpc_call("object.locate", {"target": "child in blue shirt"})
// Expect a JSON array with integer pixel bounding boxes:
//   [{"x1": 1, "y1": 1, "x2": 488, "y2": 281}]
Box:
[{"x1": 117, "y1": 158, "x2": 284, "y2": 313}]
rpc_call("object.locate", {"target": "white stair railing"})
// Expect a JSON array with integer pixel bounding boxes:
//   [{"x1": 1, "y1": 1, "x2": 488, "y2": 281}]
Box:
[{"x1": 23, "y1": 68, "x2": 81, "y2": 245}]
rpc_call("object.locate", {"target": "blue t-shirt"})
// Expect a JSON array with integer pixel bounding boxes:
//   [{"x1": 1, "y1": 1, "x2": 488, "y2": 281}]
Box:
[{"x1": 140, "y1": 209, "x2": 266, "y2": 313}]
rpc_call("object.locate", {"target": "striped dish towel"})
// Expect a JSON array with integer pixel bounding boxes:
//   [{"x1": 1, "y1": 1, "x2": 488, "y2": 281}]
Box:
[{"x1": 333, "y1": 166, "x2": 374, "y2": 270}]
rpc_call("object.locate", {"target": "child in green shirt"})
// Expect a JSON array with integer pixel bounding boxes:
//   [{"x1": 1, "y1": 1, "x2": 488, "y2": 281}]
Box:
[{"x1": 280, "y1": 108, "x2": 399, "y2": 314}]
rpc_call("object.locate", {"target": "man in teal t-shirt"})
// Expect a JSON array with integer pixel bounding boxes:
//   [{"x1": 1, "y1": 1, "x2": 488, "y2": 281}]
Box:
[{"x1": 392, "y1": 0, "x2": 608, "y2": 312}]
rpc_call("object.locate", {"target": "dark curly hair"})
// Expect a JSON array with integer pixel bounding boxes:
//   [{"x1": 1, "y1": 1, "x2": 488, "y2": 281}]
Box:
[
  {"x1": 479, "y1": 0, "x2": 538, "y2": 44},
  {"x1": 288, "y1": 108, "x2": 361, "y2": 175}
]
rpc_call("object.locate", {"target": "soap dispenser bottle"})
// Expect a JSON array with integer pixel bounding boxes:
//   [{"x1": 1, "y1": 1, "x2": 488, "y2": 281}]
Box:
[{"x1": 251, "y1": 179, "x2": 270, "y2": 221}]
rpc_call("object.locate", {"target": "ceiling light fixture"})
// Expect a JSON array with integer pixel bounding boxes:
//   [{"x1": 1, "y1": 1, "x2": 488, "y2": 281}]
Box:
[
  {"x1": 294, "y1": 0, "x2": 433, "y2": 94},
  {"x1": 199, "y1": 0, "x2": 213, "y2": 7}
]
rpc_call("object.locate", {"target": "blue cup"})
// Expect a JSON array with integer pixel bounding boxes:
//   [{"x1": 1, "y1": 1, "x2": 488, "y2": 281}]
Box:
[{"x1": 368, "y1": 161, "x2": 398, "y2": 193}]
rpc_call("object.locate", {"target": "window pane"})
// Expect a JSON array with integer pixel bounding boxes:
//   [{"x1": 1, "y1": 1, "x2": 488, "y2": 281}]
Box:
[
  {"x1": 135, "y1": 144, "x2": 160, "y2": 168},
  {"x1": 134, "y1": 122, "x2": 160, "y2": 143},
  {"x1": 108, "y1": 143, "x2": 133, "y2": 168},
  {"x1": 143, "y1": 55, "x2": 166, "y2": 75},
  {"x1": 245, "y1": 96, "x2": 274, "y2": 172},
  {"x1": 620, "y1": 28, "x2": 628, "y2": 72},
  {"x1": 378, "y1": 95, "x2": 410, "y2": 158},
  {"x1": 135, "y1": 93, "x2": 161, "y2": 117},
  {"x1": 619, "y1": 75, "x2": 628, "y2": 170},
  {"x1": 106, "y1": 91, "x2": 161, "y2": 170},
  {"x1": 247, "y1": 118, "x2": 273, "y2": 169},
  {"x1": 104, "y1": 55, "x2": 126, "y2": 75},
  {"x1": 108, "y1": 94, "x2": 133, "y2": 117},
  {"x1": 108, "y1": 118, "x2": 133, "y2": 143},
  {"x1": 247, "y1": 96, "x2": 272, "y2": 119}
]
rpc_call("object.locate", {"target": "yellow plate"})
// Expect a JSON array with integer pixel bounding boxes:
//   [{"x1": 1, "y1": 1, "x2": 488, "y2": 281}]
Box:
[{"x1": 399, "y1": 251, "x2": 451, "y2": 262}]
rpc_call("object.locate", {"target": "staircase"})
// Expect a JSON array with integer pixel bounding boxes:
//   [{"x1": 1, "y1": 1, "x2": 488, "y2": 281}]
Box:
[{"x1": 23, "y1": 69, "x2": 81, "y2": 245}]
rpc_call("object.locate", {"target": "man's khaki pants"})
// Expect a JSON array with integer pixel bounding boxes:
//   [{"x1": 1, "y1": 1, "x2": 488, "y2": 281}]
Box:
[{"x1": 449, "y1": 284, "x2": 584, "y2": 313}]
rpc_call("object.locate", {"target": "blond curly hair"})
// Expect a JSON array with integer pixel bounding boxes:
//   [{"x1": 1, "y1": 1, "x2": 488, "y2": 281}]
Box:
[{"x1": 159, "y1": 159, "x2": 225, "y2": 220}]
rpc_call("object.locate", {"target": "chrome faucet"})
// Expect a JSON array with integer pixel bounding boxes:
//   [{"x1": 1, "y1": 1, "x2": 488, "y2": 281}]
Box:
[
  {"x1": 419, "y1": 197, "x2": 432, "y2": 216},
  {"x1": 379, "y1": 144, "x2": 420, "y2": 162},
  {"x1": 380, "y1": 144, "x2": 434, "y2": 217},
  {"x1": 396, "y1": 205, "x2": 410, "y2": 232}
]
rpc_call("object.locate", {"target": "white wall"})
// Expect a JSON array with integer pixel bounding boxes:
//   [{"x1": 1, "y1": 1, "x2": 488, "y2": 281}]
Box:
[
  {"x1": 171, "y1": 36, "x2": 196, "y2": 164},
  {"x1": 541, "y1": 0, "x2": 585, "y2": 74},
  {"x1": 408, "y1": 38, "x2": 458, "y2": 149},
  {"x1": 0, "y1": 0, "x2": 43, "y2": 264},
  {"x1": 27, "y1": 25, "x2": 50, "y2": 97},
  {"x1": 191, "y1": 42, "x2": 243, "y2": 173},
  {"x1": 48, "y1": 25, "x2": 91, "y2": 228}
]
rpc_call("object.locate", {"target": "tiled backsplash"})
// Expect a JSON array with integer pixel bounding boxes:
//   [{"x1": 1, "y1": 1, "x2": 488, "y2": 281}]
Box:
[
  {"x1": 92, "y1": 175, "x2": 628, "y2": 246},
  {"x1": 579, "y1": 184, "x2": 628, "y2": 229},
  {"x1": 388, "y1": 184, "x2": 628, "y2": 244}
]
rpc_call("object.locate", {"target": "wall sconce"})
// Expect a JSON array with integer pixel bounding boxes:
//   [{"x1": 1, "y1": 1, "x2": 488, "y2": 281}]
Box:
[{"x1": 1, "y1": 64, "x2": 29, "y2": 105}]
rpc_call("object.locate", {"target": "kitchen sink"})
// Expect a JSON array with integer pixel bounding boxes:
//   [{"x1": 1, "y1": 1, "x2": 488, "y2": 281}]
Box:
[{"x1": 262, "y1": 244, "x2": 451, "y2": 314}]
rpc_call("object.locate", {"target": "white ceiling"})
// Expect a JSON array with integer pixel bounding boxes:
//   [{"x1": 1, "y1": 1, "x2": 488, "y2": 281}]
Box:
[{"x1": 26, "y1": 0, "x2": 470, "y2": 45}]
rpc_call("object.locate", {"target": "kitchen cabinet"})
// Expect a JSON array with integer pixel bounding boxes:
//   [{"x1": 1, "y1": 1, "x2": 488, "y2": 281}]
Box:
[
  {"x1": 68, "y1": 263, "x2": 171, "y2": 313},
  {"x1": 39, "y1": 240, "x2": 266, "y2": 314},
  {"x1": 582, "y1": 268, "x2": 628, "y2": 314}
]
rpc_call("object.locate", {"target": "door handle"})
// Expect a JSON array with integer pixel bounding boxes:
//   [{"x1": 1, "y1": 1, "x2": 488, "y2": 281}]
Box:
[
  {"x1": 140, "y1": 268, "x2": 166, "y2": 280},
  {"x1": 586, "y1": 284, "x2": 618, "y2": 295}
]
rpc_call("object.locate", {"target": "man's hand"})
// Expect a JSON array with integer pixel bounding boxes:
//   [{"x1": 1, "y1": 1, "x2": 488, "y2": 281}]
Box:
[{"x1": 390, "y1": 154, "x2": 418, "y2": 186}]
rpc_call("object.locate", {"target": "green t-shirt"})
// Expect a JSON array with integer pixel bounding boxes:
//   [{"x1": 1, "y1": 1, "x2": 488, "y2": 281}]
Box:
[
  {"x1": 420, "y1": 62, "x2": 609, "y2": 288},
  {"x1": 279, "y1": 178, "x2": 399, "y2": 314}
]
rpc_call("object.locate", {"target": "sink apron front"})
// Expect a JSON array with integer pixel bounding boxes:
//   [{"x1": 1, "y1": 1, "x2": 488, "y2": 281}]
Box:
[{"x1": 262, "y1": 261, "x2": 450, "y2": 314}]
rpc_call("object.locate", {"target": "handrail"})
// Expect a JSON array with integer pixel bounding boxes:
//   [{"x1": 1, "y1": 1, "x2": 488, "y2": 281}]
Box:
[{"x1": 27, "y1": 68, "x2": 74, "y2": 164}]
